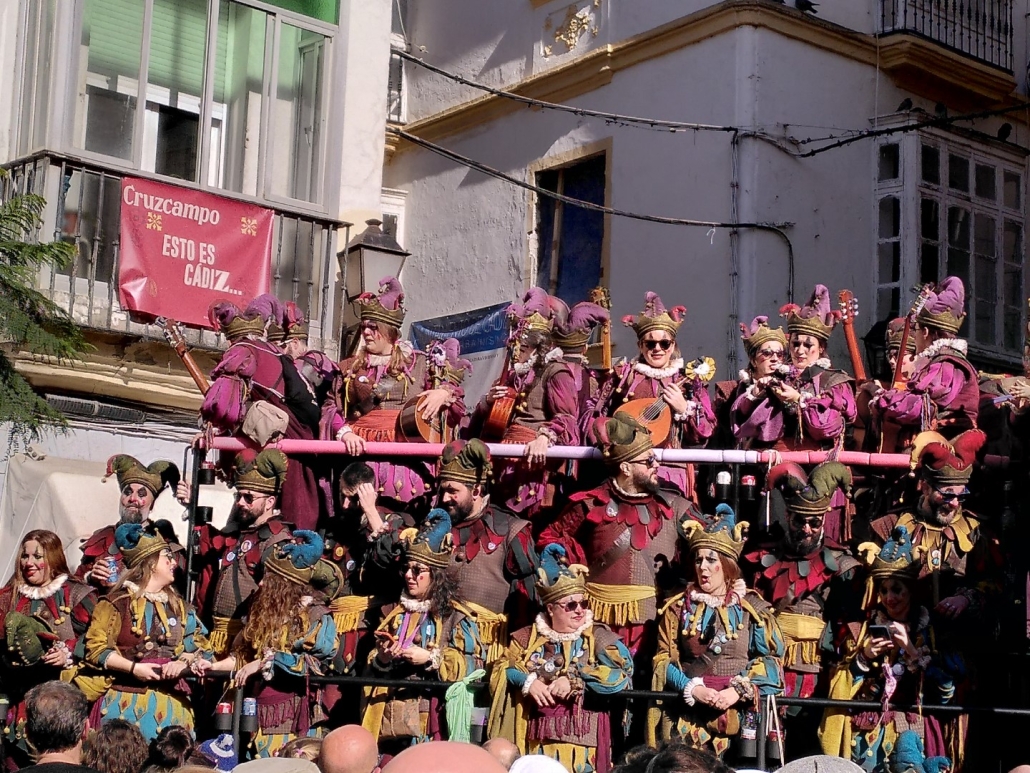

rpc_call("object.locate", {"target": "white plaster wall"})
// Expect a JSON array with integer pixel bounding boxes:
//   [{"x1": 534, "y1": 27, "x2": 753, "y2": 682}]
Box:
[{"x1": 0, "y1": 0, "x2": 21, "y2": 161}]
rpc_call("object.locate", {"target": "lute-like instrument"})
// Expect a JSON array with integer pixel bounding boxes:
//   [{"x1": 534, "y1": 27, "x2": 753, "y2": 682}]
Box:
[{"x1": 159, "y1": 318, "x2": 210, "y2": 395}]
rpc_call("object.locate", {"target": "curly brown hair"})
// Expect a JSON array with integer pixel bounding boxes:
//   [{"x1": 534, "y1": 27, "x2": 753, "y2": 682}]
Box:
[
  {"x1": 240, "y1": 573, "x2": 309, "y2": 657},
  {"x1": 112, "y1": 552, "x2": 183, "y2": 604},
  {"x1": 84, "y1": 719, "x2": 148, "y2": 773},
  {"x1": 425, "y1": 565, "x2": 463, "y2": 618}
]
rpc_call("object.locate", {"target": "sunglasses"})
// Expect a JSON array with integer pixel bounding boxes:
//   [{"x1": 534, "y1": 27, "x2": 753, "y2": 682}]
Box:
[
  {"x1": 756, "y1": 349, "x2": 784, "y2": 359},
  {"x1": 629, "y1": 455, "x2": 660, "y2": 468},
  {"x1": 642, "y1": 339, "x2": 673, "y2": 351},
  {"x1": 234, "y1": 491, "x2": 270, "y2": 504},
  {"x1": 556, "y1": 599, "x2": 589, "y2": 612},
  {"x1": 931, "y1": 484, "x2": 970, "y2": 502},
  {"x1": 405, "y1": 564, "x2": 429, "y2": 577},
  {"x1": 790, "y1": 515, "x2": 824, "y2": 529}
]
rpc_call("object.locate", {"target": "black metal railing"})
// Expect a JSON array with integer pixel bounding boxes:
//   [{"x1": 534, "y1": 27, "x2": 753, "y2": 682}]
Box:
[
  {"x1": 1, "y1": 154, "x2": 345, "y2": 354},
  {"x1": 879, "y1": 0, "x2": 1013, "y2": 71}
]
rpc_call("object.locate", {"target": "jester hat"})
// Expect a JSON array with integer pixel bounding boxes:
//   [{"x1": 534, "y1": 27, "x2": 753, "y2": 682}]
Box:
[
  {"x1": 740, "y1": 315, "x2": 788, "y2": 359},
  {"x1": 780, "y1": 284, "x2": 841, "y2": 342},
  {"x1": 590, "y1": 413, "x2": 653, "y2": 467},
  {"x1": 537, "y1": 543, "x2": 589, "y2": 606},
  {"x1": 916, "y1": 276, "x2": 966, "y2": 334},
  {"x1": 427, "y1": 338, "x2": 472, "y2": 386},
  {"x1": 550, "y1": 297, "x2": 610, "y2": 350},
  {"x1": 104, "y1": 455, "x2": 180, "y2": 497},
  {"x1": 766, "y1": 461, "x2": 853, "y2": 517},
  {"x1": 265, "y1": 530, "x2": 325, "y2": 587},
  {"x1": 679, "y1": 503, "x2": 748, "y2": 562},
  {"x1": 232, "y1": 449, "x2": 289, "y2": 495},
  {"x1": 622, "y1": 291, "x2": 685, "y2": 339},
  {"x1": 438, "y1": 439, "x2": 492, "y2": 487},
  {"x1": 357, "y1": 276, "x2": 405, "y2": 328},
  {"x1": 404, "y1": 508, "x2": 454, "y2": 569},
  {"x1": 115, "y1": 522, "x2": 182, "y2": 570},
  {"x1": 908, "y1": 429, "x2": 985, "y2": 487},
  {"x1": 507, "y1": 287, "x2": 555, "y2": 335}
]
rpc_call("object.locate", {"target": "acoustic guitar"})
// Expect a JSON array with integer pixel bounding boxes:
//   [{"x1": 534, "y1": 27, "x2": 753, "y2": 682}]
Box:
[
  {"x1": 615, "y1": 357, "x2": 716, "y2": 445},
  {"x1": 837, "y1": 290, "x2": 867, "y2": 382},
  {"x1": 397, "y1": 395, "x2": 448, "y2": 443},
  {"x1": 159, "y1": 317, "x2": 210, "y2": 395},
  {"x1": 877, "y1": 284, "x2": 933, "y2": 453},
  {"x1": 481, "y1": 343, "x2": 518, "y2": 441}
]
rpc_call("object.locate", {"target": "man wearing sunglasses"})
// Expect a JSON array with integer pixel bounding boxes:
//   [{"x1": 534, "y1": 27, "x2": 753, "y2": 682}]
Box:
[
  {"x1": 538, "y1": 414, "x2": 702, "y2": 677},
  {"x1": 589, "y1": 291, "x2": 715, "y2": 500},
  {"x1": 744, "y1": 461, "x2": 861, "y2": 757},
  {"x1": 190, "y1": 448, "x2": 293, "y2": 657},
  {"x1": 869, "y1": 430, "x2": 999, "y2": 625}
]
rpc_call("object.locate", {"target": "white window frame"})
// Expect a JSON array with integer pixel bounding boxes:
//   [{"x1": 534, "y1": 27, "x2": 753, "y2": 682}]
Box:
[
  {"x1": 874, "y1": 126, "x2": 1028, "y2": 367},
  {"x1": 381, "y1": 187, "x2": 407, "y2": 249}
]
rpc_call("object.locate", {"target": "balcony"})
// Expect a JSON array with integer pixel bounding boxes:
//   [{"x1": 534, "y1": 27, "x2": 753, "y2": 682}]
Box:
[
  {"x1": 2, "y1": 154, "x2": 348, "y2": 410},
  {"x1": 878, "y1": 0, "x2": 1015, "y2": 104}
]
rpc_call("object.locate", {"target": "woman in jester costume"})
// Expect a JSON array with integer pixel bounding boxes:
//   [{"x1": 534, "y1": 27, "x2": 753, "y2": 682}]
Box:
[
  {"x1": 84, "y1": 523, "x2": 213, "y2": 740},
  {"x1": 647, "y1": 504, "x2": 785, "y2": 758},
  {"x1": 206, "y1": 530, "x2": 339, "y2": 758},
  {"x1": 361, "y1": 508, "x2": 484, "y2": 758},
  {"x1": 488, "y1": 543, "x2": 633, "y2": 773},
  {"x1": 820, "y1": 525, "x2": 964, "y2": 772}
]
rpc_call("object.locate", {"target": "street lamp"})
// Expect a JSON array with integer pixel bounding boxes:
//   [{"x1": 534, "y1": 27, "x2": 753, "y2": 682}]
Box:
[{"x1": 337, "y1": 219, "x2": 410, "y2": 347}]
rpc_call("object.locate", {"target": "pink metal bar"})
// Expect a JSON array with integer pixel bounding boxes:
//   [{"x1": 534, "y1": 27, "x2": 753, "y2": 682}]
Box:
[{"x1": 204, "y1": 437, "x2": 967, "y2": 468}]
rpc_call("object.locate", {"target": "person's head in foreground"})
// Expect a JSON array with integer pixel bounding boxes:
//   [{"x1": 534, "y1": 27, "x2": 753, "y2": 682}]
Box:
[
  {"x1": 381, "y1": 742, "x2": 507, "y2": 773},
  {"x1": 24, "y1": 681, "x2": 91, "y2": 764}
]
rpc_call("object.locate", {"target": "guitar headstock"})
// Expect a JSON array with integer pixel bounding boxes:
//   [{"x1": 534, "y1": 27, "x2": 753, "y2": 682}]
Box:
[
  {"x1": 908, "y1": 284, "x2": 934, "y2": 319},
  {"x1": 837, "y1": 289, "x2": 858, "y2": 325},
  {"x1": 158, "y1": 317, "x2": 188, "y2": 349},
  {"x1": 588, "y1": 286, "x2": 612, "y2": 311}
]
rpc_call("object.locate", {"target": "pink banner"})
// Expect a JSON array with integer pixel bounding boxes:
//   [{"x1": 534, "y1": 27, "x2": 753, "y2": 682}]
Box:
[{"x1": 118, "y1": 177, "x2": 273, "y2": 329}]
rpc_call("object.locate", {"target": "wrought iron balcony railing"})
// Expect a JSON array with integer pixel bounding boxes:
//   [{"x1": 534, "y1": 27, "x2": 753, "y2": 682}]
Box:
[{"x1": 879, "y1": 0, "x2": 1013, "y2": 71}]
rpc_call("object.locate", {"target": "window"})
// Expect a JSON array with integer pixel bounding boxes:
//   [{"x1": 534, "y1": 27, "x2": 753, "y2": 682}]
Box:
[
  {"x1": 534, "y1": 154, "x2": 606, "y2": 304},
  {"x1": 387, "y1": 0, "x2": 409, "y2": 123},
  {"x1": 875, "y1": 134, "x2": 1027, "y2": 362},
  {"x1": 18, "y1": 0, "x2": 57, "y2": 155},
  {"x1": 69, "y1": 0, "x2": 333, "y2": 205}
]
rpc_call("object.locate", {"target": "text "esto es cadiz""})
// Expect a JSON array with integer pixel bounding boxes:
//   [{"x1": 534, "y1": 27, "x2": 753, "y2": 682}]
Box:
[{"x1": 162, "y1": 234, "x2": 233, "y2": 292}]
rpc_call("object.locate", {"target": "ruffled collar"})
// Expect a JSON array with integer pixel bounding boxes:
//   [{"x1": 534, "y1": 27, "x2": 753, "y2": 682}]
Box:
[
  {"x1": 688, "y1": 578, "x2": 747, "y2": 608},
  {"x1": 913, "y1": 337, "x2": 968, "y2": 369},
  {"x1": 543, "y1": 347, "x2": 564, "y2": 364},
  {"x1": 400, "y1": 593, "x2": 432, "y2": 613},
  {"x1": 17, "y1": 574, "x2": 67, "y2": 600},
  {"x1": 535, "y1": 611, "x2": 593, "y2": 642},
  {"x1": 813, "y1": 357, "x2": 832, "y2": 370},
  {"x1": 633, "y1": 358, "x2": 684, "y2": 380},
  {"x1": 124, "y1": 580, "x2": 169, "y2": 604}
]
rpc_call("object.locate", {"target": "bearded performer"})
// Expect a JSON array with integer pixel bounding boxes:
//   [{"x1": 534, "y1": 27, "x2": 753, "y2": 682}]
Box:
[
  {"x1": 873, "y1": 277, "x2": 979, "y2": 442},
  {"x1": 549, "y1": 296, "x2": 610, "y2": 436},
  {"x1": 191, "y1": 449, "x2": 293, "y2": 657},
  {"x1": 590, "y1": 292, "x2": 715, "y2": 499},
  {"x1": 76, "y1": 455, "x2": 180, "y2": 590},
  {"x1": 202, "y1": 293, "x2": 327, "y2": 531},
  {"x1": 647, "y1": 505, "x2": 785, "y2": 757},
  {"x1": 820, "y1": 526, "x2": 963, "y2": 772},
  {"x1": 488, "y1": 544, "x2": 633, "y2": 773},
  {"x1": 325, "y1": 277, "x2": 464, "y2": 503},
  {"x1": 868, "y1": 430, "x2": 1000, "y2": 626},
  {"x1": 469, "y1": 288, "x2": 581, "y2": 517},
  {"x1": 537, "y1": 414, "x2": 700, "y2": 673},
  {"x1": 733, "y1": 285, "x2": 856, "y2": 453},
  {"x1": 1, "y1": 530, "x2": 98, "y2": 767},
  {"x1": 362, "y1": 509, "x2": 484, "y2": 755},
  {"x1": 206, "y1": 531, "x2": 338, "y2": 757},
  {"x1": 744, "y1": 462, "x2": 862, "y2": 757}
]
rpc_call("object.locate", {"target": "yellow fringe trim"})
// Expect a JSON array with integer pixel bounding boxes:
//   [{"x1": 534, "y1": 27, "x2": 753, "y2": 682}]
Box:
[
  {"x1": 586, "y1": 582, "x2": 654, "y2": 627},
  {"x1": 210, "y1": 616, "x2": 244, "y2": 658},
  {"x1": 329, "y1": 595, "x2": 371, "y2": 633},
  {"x1": 464, "y1": 601, "x2": 508, "y2": 664}
]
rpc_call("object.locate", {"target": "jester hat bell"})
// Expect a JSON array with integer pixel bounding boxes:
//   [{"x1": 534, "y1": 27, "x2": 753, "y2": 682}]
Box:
[
  {"x1": 909, "y1": 429, "x2": 985, "y2": 487},
  {"x1": 916, "y1": 276, "x2": 966, "y2": 334},
  {"x1": 679, "y1": 503, "x2": 748, "y2": 561},
  {"x1": 438, "y1": 439, "x2": 492, "y2": 487},
  {"x1": 115, "y1": 522, "x2": 183, "y2": 570},
  {"x1": 622, "y1": 292, "x2": 685, "y2": 339},
  {"x1": 766, "y1": 461, "x2": 853, "y2": 517},
  {"x1": 232, "y1": 449, "x2": 289, "y2": 495},
  {"x1": 779, "y1": 284, "x2": 841, "y2": 342},
  {"x1": 537, "y1": 543, "x2": 589, "y2": 606},
  {"x1": 590, "y1": 413, "x2": 653, "y2": 467},
  {"x1": 404, "y1": 509, "x2": 454, "y2": 569},
  {"x1": 105, "y1": 455, "x2": 180, "y2": 497},
  {"x1": 265, "y1": 530, "x2": 325, "y2": 586},
  {"x1": 357, "y1": 277, "x2": 406, "y2": 328}
]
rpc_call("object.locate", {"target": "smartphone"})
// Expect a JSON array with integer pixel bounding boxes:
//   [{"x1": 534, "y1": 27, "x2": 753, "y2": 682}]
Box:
[{"x1": 868, "y1": 625, "x2": 892, "y2": 640}]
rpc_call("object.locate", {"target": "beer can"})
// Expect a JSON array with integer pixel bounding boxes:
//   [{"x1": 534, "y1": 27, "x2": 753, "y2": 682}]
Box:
[
  {"x1": 106, "y1": 556, "x2": 120, "y2": 582},
  {"x1": 741, "y1": 475, "x2": 757, "y2": 487},
  {"x1": 216, "y1": 702, "x2": 232, "y2": 715},
  {"x1": 242, "y1": 698, "x2": 257, "y2": 716}
]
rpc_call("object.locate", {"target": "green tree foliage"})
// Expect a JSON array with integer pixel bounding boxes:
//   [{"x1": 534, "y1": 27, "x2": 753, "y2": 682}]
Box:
[{"x1": 0, "y1": 169, "x2": 89, "y2": 442}]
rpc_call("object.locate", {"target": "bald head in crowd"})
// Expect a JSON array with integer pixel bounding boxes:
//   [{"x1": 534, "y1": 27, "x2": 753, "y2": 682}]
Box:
[
  {"x1": 382, "y1": 742, "x2": 508, "y2": 773},
  {"x1": 482, "y1": 738, "x2": 520, "y2": 770},
  {"x1": 318, "y1": 726, "x2": 378, "y2": 773}
]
